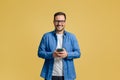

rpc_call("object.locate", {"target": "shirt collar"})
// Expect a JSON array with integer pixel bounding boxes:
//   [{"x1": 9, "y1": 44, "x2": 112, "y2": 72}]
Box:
[{"x1": 52, "y1": 30, "x2": 67, "y2": 36}]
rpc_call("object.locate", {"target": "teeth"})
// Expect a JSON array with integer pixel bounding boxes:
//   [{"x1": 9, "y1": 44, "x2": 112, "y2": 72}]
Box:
[{"x1": 58, "y1": 26, "x2": 62, "y2": 27}]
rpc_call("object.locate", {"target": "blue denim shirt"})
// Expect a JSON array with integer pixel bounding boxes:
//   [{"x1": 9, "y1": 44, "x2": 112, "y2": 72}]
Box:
[{"x1": 38, "y1": 30, "x2": 81, "y2": 80}]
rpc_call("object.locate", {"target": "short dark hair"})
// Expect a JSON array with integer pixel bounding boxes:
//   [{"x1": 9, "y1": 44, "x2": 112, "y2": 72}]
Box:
[{"x1": 54, "y1": 12, "x2": 66, "y2": 20}]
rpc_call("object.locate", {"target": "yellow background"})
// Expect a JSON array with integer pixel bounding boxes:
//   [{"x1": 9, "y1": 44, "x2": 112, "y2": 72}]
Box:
[{"x1": 0, "y1": 0, "x2": 120, "y2": 80}]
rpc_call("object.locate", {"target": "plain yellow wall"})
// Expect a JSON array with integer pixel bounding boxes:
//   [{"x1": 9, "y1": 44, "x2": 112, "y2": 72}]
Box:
[{"x1": 0, "y1": 0, "x2": 120, "y2": 80}]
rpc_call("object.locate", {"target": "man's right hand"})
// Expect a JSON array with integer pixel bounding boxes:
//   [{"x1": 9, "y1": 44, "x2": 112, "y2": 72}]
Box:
[{"x1": 53, "y1": 50, "x2": 60, "y2": 58}]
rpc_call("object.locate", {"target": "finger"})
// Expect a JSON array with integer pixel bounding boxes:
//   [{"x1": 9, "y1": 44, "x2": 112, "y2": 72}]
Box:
[
  {"x1": 59, "y1": 51, "x2": 65, "y2": 54},
  {"x1": 63, "y1": 48, "x2": 66, "y2": 52},
  {"x1": 62, "y1": 48, "x2": 65, "y2": 50}
]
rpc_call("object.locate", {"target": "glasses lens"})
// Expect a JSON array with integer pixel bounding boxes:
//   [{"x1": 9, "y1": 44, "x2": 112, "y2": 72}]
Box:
[{"x1": 54, "y1": 20, "x2": 65, "y2": 23}]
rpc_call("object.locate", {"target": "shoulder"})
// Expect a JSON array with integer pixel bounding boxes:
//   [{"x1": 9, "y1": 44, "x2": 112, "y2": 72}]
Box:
[
  {"x1": 42, "y1": 31, "x2": 54, "y2": 38},
  {"x1": 65, "y1": 31, "x2": 76, "y2": 38}
]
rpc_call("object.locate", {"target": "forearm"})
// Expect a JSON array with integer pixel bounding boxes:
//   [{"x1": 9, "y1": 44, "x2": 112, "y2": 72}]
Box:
[
  {"x1": 38, "y1": 51, "x2": 54, "y2": 59},
  {"x1": 66, "y1": 50, "x2": 81, "y2": 59}
]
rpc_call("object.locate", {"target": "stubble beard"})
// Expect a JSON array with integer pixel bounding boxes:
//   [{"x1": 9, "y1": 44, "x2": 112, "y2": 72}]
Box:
[{"x1": 55, "y1": 26, "x2": 65, "y2": 33}]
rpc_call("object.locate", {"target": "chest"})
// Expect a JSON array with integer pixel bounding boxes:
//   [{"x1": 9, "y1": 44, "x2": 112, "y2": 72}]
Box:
[{"x1": 46, "y1": 36, "x2": 73, "y2": 52}]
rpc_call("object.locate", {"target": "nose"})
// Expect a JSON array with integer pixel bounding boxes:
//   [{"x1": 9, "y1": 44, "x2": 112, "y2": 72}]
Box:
[{"x1": 58, "y1": 22, "x2": 62, "y2": 25}]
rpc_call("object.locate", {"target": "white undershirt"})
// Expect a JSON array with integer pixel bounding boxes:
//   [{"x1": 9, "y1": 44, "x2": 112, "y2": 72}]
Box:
[{"x1": 52, "y1": 34, "x2": 63, "y2": 76}]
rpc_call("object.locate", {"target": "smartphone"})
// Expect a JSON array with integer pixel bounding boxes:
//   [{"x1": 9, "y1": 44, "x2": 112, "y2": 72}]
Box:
[{"x1": 57, "y1": 48, "x2": 63, "y2": 52}]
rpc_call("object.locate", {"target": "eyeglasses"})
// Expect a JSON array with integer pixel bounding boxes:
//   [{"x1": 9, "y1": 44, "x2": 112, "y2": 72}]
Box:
[{"x1": 54, "y1": 20, "x2": 65, "y2": 23}]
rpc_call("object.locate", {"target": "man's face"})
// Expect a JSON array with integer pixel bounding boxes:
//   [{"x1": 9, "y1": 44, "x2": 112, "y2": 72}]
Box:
[{"x1": 54, "y1": 15, "x2": 66, "y2": 32}]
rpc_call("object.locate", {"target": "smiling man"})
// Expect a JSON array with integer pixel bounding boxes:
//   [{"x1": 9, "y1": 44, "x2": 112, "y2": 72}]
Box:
[{"x1": 38, "y1": 12, "x2": 81, "y2": 80}]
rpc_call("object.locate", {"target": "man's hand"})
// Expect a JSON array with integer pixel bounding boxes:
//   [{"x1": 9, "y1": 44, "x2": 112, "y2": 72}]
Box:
[
  {"x1": 53, "y1": 50, "x2": 60, "y2": 58},
  {"x1": 53, "y1": 48, "x2": 68, "y2": 58}
]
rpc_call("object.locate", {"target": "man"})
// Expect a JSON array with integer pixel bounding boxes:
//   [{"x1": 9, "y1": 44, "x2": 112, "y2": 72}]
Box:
[{"x1": 38, "y1": 12, "x2": 81, "y2": 80}]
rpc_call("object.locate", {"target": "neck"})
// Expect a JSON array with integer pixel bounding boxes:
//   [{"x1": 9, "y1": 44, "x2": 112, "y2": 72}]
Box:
[{"x1": 56, "y1": 30, "x2": 64, "y2": 34}]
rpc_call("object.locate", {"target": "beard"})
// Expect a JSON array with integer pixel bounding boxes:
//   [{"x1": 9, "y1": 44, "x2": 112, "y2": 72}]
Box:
[{"x1": 55, "y1": 25, "x2": 65, "y2": 32}]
